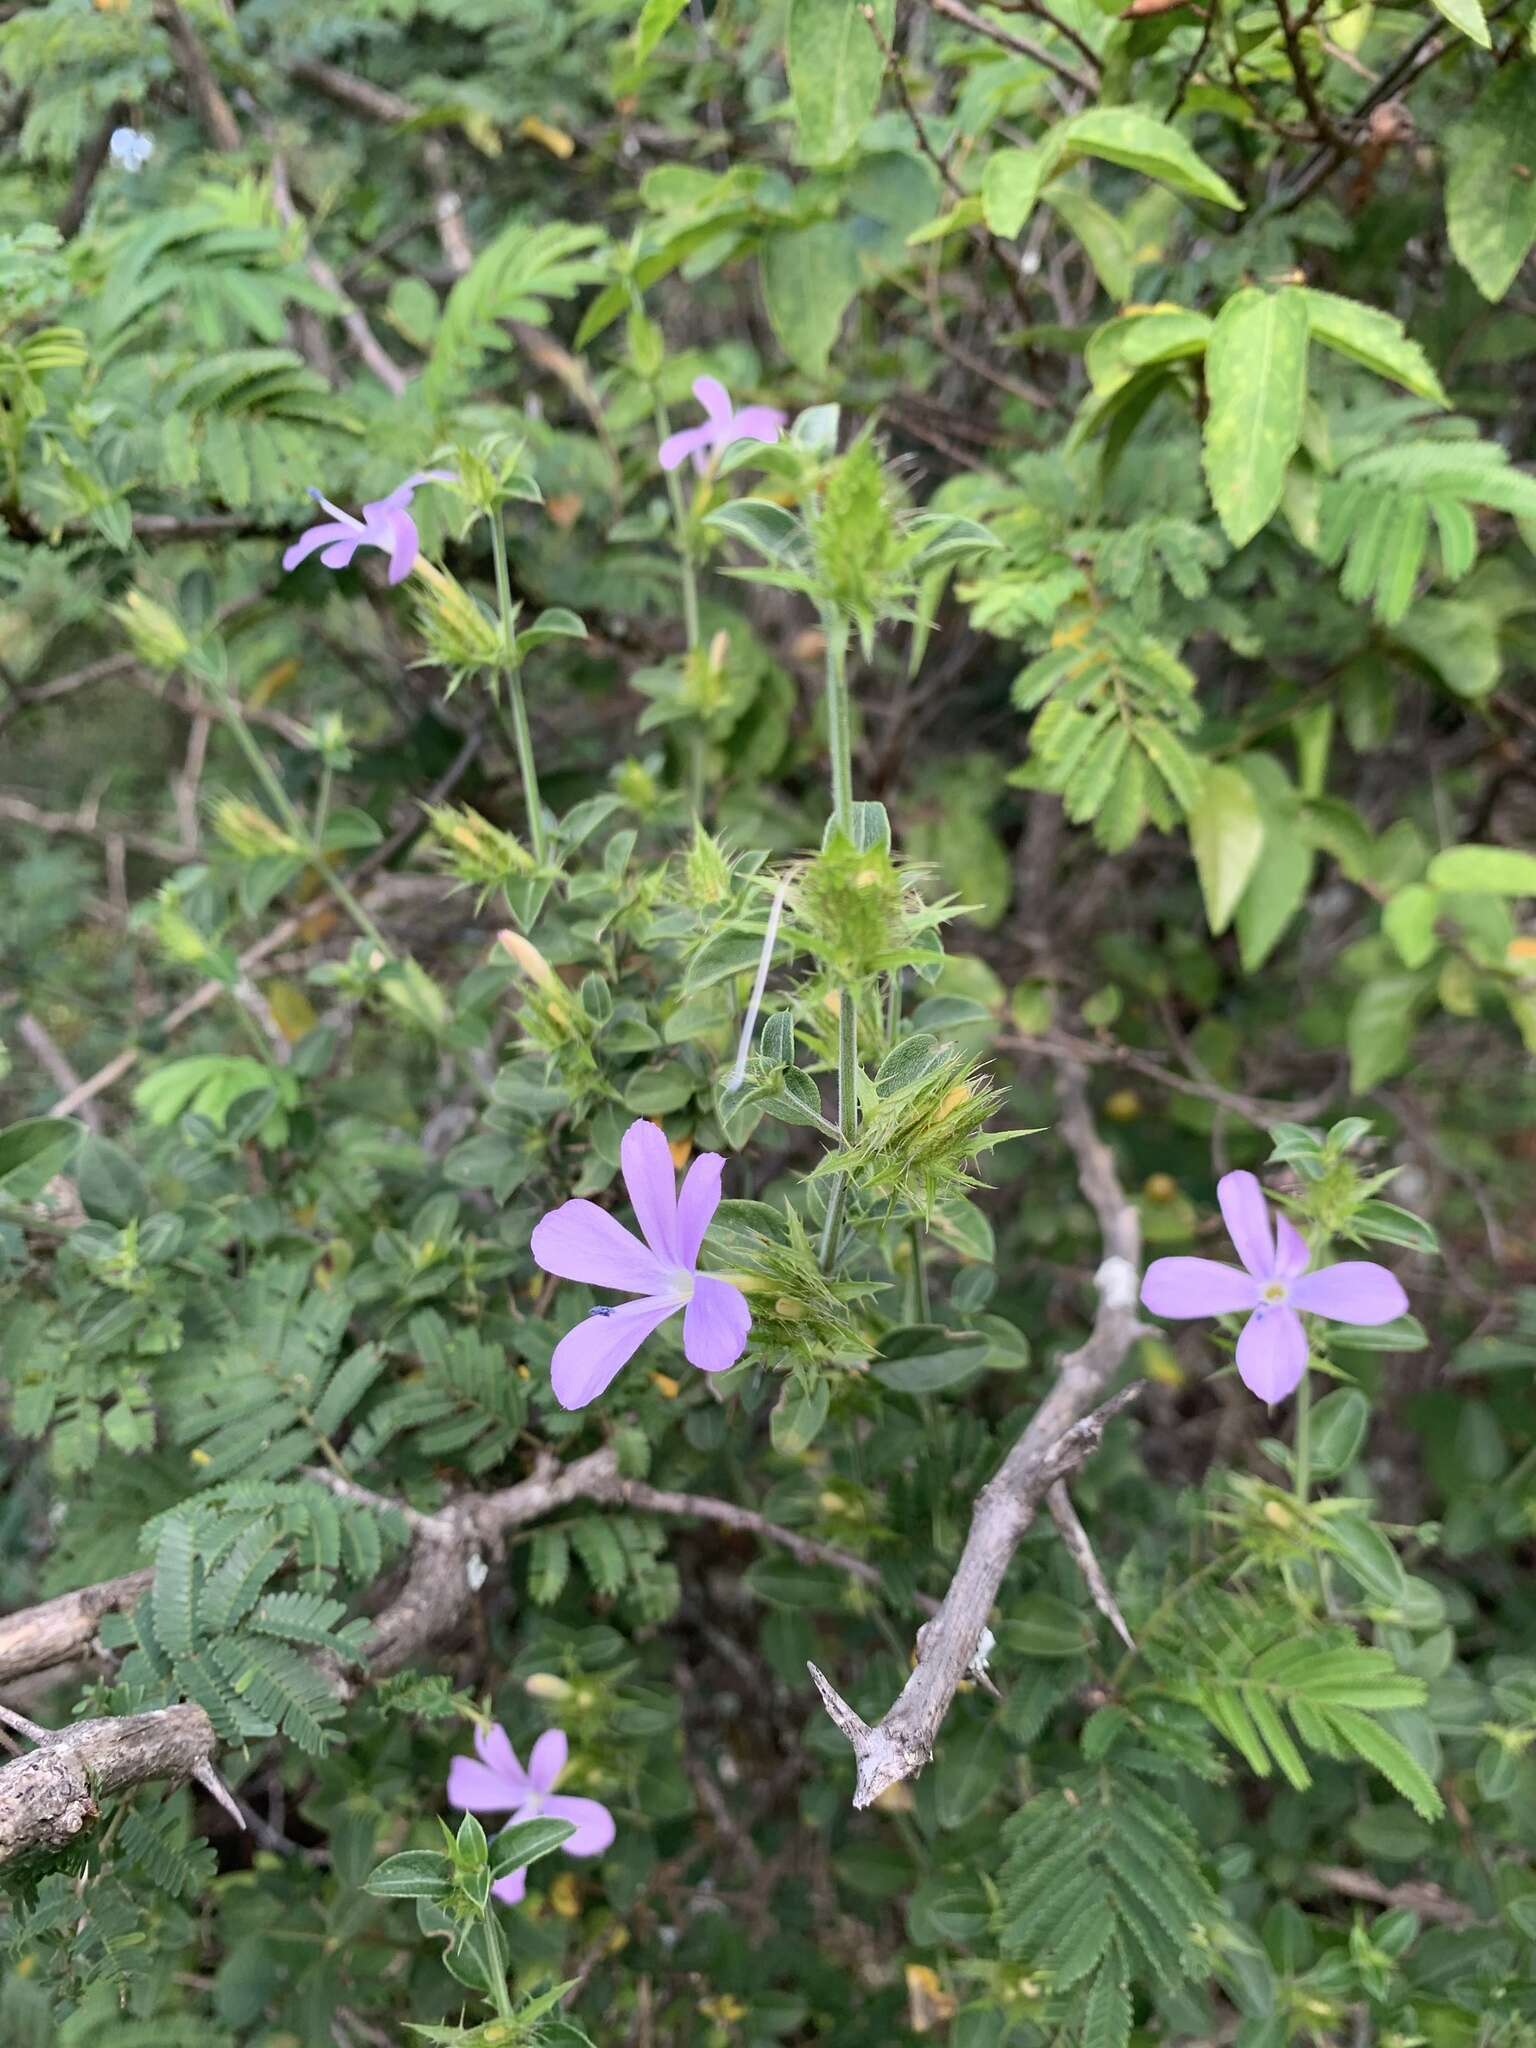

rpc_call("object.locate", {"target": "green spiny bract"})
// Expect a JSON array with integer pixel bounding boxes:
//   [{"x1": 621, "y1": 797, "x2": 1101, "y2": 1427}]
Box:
[
  {"x1": 425, "y1": 802, "x2": 537, "y2": 906},
  {"x1": 807, "y1": 1036, "x2": 1016, "y2": 1218},
  {"x1": 791, "y1": 832, "x2": 951, "y2": 984},
  {"x1": 708, "y1": 1205, "x2": 871, "y2": 1370},
  {"x1": 809, "y1": 433, "x2": 922, "y2": 651}
]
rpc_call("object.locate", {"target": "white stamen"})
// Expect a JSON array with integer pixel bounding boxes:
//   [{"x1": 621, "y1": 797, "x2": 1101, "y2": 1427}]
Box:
[
  {"x1": 724, "y1": 874, "x2": 789, "y2": 1093},
  {"x1": 316, "y1": 493, "x2": 367, "y2": 531}
]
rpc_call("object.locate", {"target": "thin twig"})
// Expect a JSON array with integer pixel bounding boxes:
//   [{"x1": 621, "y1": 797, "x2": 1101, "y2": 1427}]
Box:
[
  {"x1": 1048, "y1": 1482, "x2": 1135, "y2": 1650},
  {"x1": 810, "y1": 1064, "x2": 1148, "y2": 1805},
  {"x1": 925, "y1": 0, "x2": 1095, "y2": 97}
]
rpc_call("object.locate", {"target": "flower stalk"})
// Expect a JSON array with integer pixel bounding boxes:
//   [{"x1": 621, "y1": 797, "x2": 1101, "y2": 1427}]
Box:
[
  {"x1": 819, "y1": 614, "x2": 858, "y2": 1271},
  {"x1": 486, "y1": 509, "x2": 548, "y2": 868}
]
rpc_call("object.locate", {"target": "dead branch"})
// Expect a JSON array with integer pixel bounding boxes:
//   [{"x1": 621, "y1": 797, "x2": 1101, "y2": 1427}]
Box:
[
  {"x1": 0, "y1": 1440, "x2": 934, "y2": 1861},
  {"x1": 1306, "y1": 1863, "x2": 1479, "y2": 1928},
  {"x1": 808, "y1": 1063, "x2": 1148, "y2": 1806},
  {"x1": 0, "y1": 1703, "x2": 217, "y2": 1862}
]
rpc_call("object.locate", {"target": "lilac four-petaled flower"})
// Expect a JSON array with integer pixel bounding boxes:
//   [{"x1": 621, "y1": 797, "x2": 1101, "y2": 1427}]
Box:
[
  {"x1": 448, "y1": 1724, "x2": 615, "y2": 1905},
  {"x1": 282, "y1": 470, "x2": 453, "y2": 586},
  {"x1": 658, "y1": 376, "x2": 785, "y2": 475},
  {"x1": 531, "y1": 1118, "x2": 751, "y2": 1409},
  {"x1": 1141, "y1": 1170, "x2": 1407, "y2": 1402}
]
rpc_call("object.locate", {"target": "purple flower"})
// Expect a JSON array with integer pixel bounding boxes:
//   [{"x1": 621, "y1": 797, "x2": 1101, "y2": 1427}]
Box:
[
  {"x1": 658, "y1": 376, "x2": 785, "y2": 475},
  {"x1": 1141, "y1": 1170, "x2": 1408, "y2": 1403},
  {"x1": 447, "y1": 1724, "x2": 615, "y2": 1906},
  {"x1": 530, "y1": 1118, "x2": 751, "y2": 1409},
  {"x1": 282, "y1": 470, "x2": 453, "y2": 585}
]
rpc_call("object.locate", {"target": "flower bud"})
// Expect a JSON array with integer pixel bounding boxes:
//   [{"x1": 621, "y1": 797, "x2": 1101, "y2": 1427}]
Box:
[{"x1": 111, "y1": 589, "x2": 191, "y2": 671}]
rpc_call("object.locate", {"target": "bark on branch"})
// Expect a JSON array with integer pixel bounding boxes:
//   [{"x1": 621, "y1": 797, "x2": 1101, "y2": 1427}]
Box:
[
  {"x1": 0, "y1": 1703, "x2": 217, "y2": 1862},
  {"x1": 809, "y1": 1063, "x2": 1149, "y2": 1806},
  {"x1": 0, "y1": 1444, "x2": 918, "y2": 1860}
]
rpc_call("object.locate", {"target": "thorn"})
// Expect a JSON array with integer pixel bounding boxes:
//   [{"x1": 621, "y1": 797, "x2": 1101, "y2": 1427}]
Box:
[
  {"x1": 806, "y1": 1662, "x2": 869, "y2": 1744},
  {"x1": 193, "y1": 1761, "x2": 247, "y2": 1830}
]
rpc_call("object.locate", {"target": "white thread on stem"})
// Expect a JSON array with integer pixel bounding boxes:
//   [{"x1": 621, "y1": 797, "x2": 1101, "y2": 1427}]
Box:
[{"x1": 724, "y1": 875, "x2": 789, "y2": 1093}]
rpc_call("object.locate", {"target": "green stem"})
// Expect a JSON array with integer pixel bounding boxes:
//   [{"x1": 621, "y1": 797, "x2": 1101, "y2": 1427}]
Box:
[
  {"x1": 656, "y1": 400, "x2": 708, "y2": 818},
  {"x1": 817, "y1": 617, "x2": 859, "y2": 1271},
  {"x1": 818, "y1": 988, "x2": 858, "y2": 1267},
  {"x1": 905, "y1": 1220, "x2": 931, "y2": 1323},
  {"x1": 477, "y1": 1899, "x2": 517, "y2": 2023},
  {"x1": 1292, "y1": 1363, "x2": 1312, "y2": 1509},
  {"x1": 823, "y1": 615, "x2": 854, "y2": 836},
  {"x1": 212, "y1": 676, "x2": 392, "y2": 957},
  {"x1": 486, "y1": 509, "x2": 548, "y2": 867}
]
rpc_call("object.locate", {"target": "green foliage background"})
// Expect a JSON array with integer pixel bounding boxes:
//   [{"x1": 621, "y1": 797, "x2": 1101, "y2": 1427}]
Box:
[{"x1": 2, "y1": 0, "x2": 1536, "y2": 2043}]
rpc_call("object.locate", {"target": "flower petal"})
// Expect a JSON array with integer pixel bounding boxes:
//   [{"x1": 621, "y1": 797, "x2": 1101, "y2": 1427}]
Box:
[
  {"x1": 531, "y1": 1198, "x2": 669, "y2": 1295},
  {"x1": 376, "y1": 505, "x2": 420, "y2": 583},
  {"x1": 282, "y1": 521, "x2": 354, "y2": 571},
  {"x1": 682, "y1": 1274, "x2": 751, "y2": 1373},
  {"x1": 527, "y1": 1728, "x2": 567, "y2": 1794},
  {"x1": 726, "y1": 405, "x2": 785, "y2": 445},
  {"x1": 1273, "y1": 1214, "x2": 1310, "y2": 1279},
  {"x1": 543, "y1": 1793, "x2": 616, "y2": 1857},
  {"x1": 1235, "y1": 1306, "x2": 1309, "y2": 1402},
  {"x1": 1218, "y1": 1171, "x2": 1275, "y2": 1279},
  {"x1": 659, "y1": 424, "x2": 711, "y2": 472},
  {"x1": 549, "y1": 1296, "x2": 680, "y2": 1410},
  {"x1": 491, "y1": 1863, "x2": 528, "y2": 1906},
  {"x1": 1141, "y1": 1257, "x2": 1260, "y2": 1318},
  {"x1": 1289, "y1": 1261, "x2": 1408, "y2": 1325},
  {"x1": 675, "y1": 1151, "x2": 724, "y2": 1268},
  {"x1": 620, "y1": 1118, "x2": 682, "y2": 1266},
  {"x1": 475, "y1": 1722, "x2": 527, "y2": 1791},
  {"x1": 448, "y1": 1755, "x2": 524, "y2": 1813},
  {"x1": 693, "y1": 374, "x2": 734, "y2": 430},
  {"x1": 382, "y1": 468, "x2": 456, "y2": 506},
  {"x1": 320, "y1": 537, "x2": 363, "y2": 568}
]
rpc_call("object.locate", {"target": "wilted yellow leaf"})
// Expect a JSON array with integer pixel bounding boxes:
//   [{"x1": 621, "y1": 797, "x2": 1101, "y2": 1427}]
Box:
[
  {"x1": 904, "y1": 1964, "x2": 956, "y2": 2032},
  {"x1": 519, "y1": 115, "x2": 575, "y2": 158},
  {"x1": 263, "y1": 979, "x2": 317, "y2": 1043}
]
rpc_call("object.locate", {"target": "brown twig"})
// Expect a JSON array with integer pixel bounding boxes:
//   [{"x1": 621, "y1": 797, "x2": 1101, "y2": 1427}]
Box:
[
  {"x1": 809, "y1": 1064, "x2": 1147, "y2": 1805},
  {"x1": 267, "y1": 153, "x2": 409, "y2": 399},
  {"x1": 57, "y1": 103, "x2": 126, "y2": 241},
  {"x1": 153, "y1": 1, "x2": 242, "y2": 152},
  {"x1": 0, "y1": 1438, "x2": 941, "y2": 1861},
  {"x1": 925, "y1": 0, "x2": 1095, "y2": 96},
  {"x1": 1048, "y1": 1482, "x2": 1135, "y2": 1650},
  {"x1": 1306, "y1": 1864, "x2": 1479, "y2": 1928}
]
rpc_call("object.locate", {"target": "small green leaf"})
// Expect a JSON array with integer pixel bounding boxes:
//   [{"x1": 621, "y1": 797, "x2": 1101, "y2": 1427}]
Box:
[
  {"x1": 770, "y1": 1377, "x2": 830, "y2": 1455},
  {"x1": 0, "y1": 1116, "x2": 85, "y2": 1196},
  {"x1": 632, "y1": 0, "x2": 690, "y2": 65},
  {"x1": 1346, "y1": 976, "x2": 1422, "y2": 1092},
  {"x1": 1430, "y1": 0, "x2": 1491, "y2": 45},
  {"x1": 488, "y1": 1816, "x2": 577, "y2": 1880},
  {"x1": 761, "y1": 220, "x2": 862, "y2": 376},
  {"x1": 1298, "y1": 290, "x2": 1448, "y2": 407},
  {"x1": 364, "y1": 1850, "x2": 453, "y2": 1900},
  {"x1": 1447, "y1": 62, "x2": 1536, "y2": 298},
  {"x1": 1426, "y1": 844, "x2": 1536, "y2": 896},
  {"x1": 1057, "y1": 107, "x2": 1243, "y2": 212},
  {"x1": 1189, "y1": 765, "x2": 1264, "y2": 934},
  {"x1": 1383, "y1": 883, "x2": 1441, "y2": 968},
  {"x1": 1308, "y1": 1389, "x2": 1369, "y2": 1479}
]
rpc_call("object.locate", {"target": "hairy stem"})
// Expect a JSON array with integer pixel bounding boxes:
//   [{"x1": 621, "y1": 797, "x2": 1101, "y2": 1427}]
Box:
[
  {"x1": 1293, "y1": 1363, "x2": 1313, "y2": 1508},
  {"x1": 486, "y1": 510, "x2": 548, "y2": 867},
  {"x1": 818, "y1": 616, "x2": 859, "y2": 1269}
]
